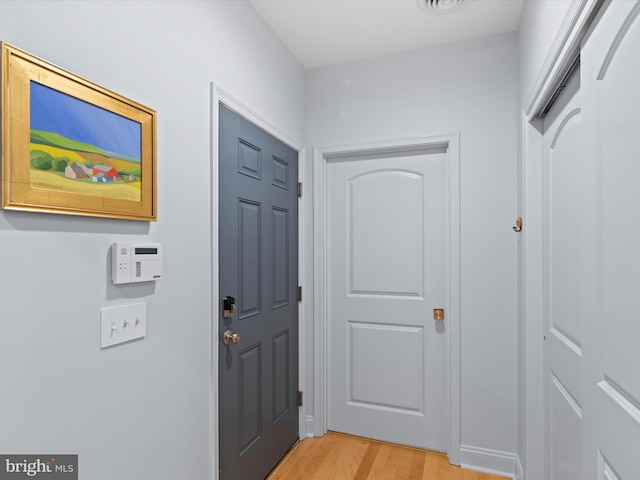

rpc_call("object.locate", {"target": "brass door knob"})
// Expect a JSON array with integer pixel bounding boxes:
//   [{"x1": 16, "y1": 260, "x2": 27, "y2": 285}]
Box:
[
  {"x1": 223, "y1": 330, "x2": 241, "y2": 345},
  {"x1": 433, "y1": 309, "x2": 445, "y2": 321}
]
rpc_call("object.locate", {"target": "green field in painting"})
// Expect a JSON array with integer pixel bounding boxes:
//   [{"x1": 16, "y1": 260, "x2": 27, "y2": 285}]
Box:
[
  {"x1": 31, "y1": 130, "x2": 140, "y2": 163},
  {"x1": 29, "y1": 130, "x2": 142, "y2": 201}
]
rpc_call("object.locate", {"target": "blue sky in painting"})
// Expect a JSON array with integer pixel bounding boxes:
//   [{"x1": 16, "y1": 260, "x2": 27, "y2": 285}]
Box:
[{"x1": 30, "y1": 81, "x2": 141, "y2": 161}]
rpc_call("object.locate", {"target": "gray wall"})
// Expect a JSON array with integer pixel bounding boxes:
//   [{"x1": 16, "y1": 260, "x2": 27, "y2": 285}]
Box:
[
  {"x1": 304, "y1": 32, "x2": 519, "y2": 460},
  {"x1": 0, "y1": 2, "x2": 305, "y2": 479}
]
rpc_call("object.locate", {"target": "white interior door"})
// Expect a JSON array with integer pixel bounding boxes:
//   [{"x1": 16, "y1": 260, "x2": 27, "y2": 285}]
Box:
[
  {"x1": 542, "y1": 69, "x2": 583, "y2": 480},
  {"x1": 326, "y1": 147, "x2": 448, "y2": 451},
  {"x1": 581, "y1": 2, "x2": 640, "y2": 478}
]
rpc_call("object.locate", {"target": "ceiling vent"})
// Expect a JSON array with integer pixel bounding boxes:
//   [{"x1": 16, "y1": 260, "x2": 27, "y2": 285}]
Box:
[{"x1": 417, "y1": 0, "x2": 473, "y2": 15}]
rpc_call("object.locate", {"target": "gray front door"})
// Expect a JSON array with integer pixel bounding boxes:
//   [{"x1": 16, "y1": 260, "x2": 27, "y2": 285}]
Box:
[{"x1": 218, "y1": 104, "x2": 299, "y2": 480}]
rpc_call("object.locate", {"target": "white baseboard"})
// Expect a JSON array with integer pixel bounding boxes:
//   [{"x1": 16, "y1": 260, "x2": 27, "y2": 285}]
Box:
[
  {"x1": 515, "y1": 456, "x2": 524, "y2": 480},
  {"x1": 303, "y1": 414, "x2": 317, "y2": 438},
  {"x1": 460, "y1": 444, "x2": 521, "y2": 480}
]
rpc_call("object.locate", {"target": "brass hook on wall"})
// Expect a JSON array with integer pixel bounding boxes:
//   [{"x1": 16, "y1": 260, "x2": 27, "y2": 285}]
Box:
[{"x1": 513, "y1": 216, "x2": 523, "y2": 233}]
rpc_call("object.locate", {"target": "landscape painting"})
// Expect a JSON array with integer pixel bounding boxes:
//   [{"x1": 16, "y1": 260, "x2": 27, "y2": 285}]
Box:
[
  {"x1": 29, "y1": 81, "x2": 142, "y2": 202},
  {"x1": 2, "y1": 43, "x2": 156, "y2": 220}
]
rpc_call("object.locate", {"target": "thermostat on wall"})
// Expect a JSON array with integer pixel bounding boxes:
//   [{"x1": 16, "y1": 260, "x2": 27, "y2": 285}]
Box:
[{"x1": 112, "y1": 242, "x2": 162, "y2": 284}]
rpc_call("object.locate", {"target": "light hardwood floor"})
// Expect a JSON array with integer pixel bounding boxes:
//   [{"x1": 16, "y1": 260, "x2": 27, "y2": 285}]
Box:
[{"x1": 267, "y1": 431, "x2": 508, "y2": 480}]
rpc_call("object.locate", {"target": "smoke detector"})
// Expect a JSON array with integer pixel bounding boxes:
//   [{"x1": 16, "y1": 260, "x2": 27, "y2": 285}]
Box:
[{"x1": 417, "y1": 0, "x2": 473, "y2": 15}]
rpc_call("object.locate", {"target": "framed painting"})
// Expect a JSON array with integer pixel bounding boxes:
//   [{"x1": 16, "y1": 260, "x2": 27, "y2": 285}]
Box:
[{"x1": 1, "y1": 43, "x2": 156, "y2": 221}]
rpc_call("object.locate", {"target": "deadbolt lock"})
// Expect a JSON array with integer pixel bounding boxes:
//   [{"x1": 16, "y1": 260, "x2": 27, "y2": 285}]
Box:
[
  {"x1": 223, "y1": 296, "x2": 237, "y2": 318},
  {"x1": 223, "y1": 330, "x2": 241, "y2": 346},
  {"x1": 434, "y1": 308, "x2": 445, "y2": 321}
]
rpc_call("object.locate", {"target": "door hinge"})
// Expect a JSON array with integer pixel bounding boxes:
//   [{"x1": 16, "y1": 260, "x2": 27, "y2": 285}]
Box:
[
  {"x1": 298, "y1": 286, "x2": 302, "y2": 302},
  {"x1": 297, "y1": 182, "x2": 303, "y2": 198},
  {"x1": 297, "y1": 391, "x2": 303, "y2": 407}
]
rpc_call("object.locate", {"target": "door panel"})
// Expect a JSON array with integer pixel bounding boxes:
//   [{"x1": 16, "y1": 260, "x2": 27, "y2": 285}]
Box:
[
  {"x1": 350, "y1": 322, "x2": 423, "y2": 410},
  {"x1": 350, "y1": 171, "x2": 423, "y2": 295},
  {"x1": 542, "y1": 68, "x2": 582, "y2": 480},
  {"x1": 327, "y1": 150, "x2": 447, "y2": 451},
  {"x1": 239, "y1": 344, "x2": 262, "y2": 455},
  {"x1": 219, "y1": 105, "x2": 298, "y2": 480},
  {"x1": 582, "y1": 2, "x2": 640, "y2": 478},
  {"x1": 272, "y1": 208, "x2": 290, "y2": 308},
  {"x1": 239, "y1": 199, "x2": 262, "y2": 318},
  {"x1": 551, "y1": 377, "x2": 582, "y2": 480}
]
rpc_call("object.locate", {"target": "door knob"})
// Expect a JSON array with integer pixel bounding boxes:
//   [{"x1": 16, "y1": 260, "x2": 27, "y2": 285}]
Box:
[
  {"x1": 223, "y1": 330, "x2": 241, "y2": 346},
  {"x1": 223, "y1": 296, "x2": 237, "y2": 318},
  {"x1": 433, "y1": 308, "x2": 445, "y2": 321}
]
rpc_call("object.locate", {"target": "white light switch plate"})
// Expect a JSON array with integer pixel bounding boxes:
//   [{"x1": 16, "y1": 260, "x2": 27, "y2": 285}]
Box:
[{"x1": 100, "y1": 302, "x2": 146, "y2": 348}]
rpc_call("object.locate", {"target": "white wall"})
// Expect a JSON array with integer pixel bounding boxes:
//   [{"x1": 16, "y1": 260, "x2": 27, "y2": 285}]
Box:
[
  {"x1": 0, "y1": 2, "x2": 305, "y2": 479},
  {"x1": 304, "y1": 32, "x2": 519, "y2": 471},
  {"x1": 518, "y1": 0, "x2": 574, "y2": 105}
]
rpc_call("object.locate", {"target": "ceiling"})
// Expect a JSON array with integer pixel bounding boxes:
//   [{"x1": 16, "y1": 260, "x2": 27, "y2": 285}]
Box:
[{"x1": 249, "y1": 0, "x2": 525, "y2": 70}]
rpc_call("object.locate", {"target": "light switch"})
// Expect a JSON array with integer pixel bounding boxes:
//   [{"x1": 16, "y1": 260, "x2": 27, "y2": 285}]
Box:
[{"x1": 100, "y1": 302, "x2": 146, "y2": 348}]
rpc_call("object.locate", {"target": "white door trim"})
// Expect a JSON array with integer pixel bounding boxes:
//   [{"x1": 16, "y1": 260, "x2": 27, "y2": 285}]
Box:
[
  {"x1": 312, "y1": 133, "x2": 461, "y2": 464},
  {"x1": 524, "y1": 0, "x2": 603, "y2": 118},
  {"x1": 209, "y1": 83, "x2": 306, "y2": 480}
]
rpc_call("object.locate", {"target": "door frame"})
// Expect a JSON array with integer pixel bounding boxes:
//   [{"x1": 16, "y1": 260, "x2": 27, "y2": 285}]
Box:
[
  {"x1": 210, "y1": 83, "x2": 306, "y2": 480},
  {"x1": 312, "y1": 133, "x2": 461, "y2": 464}
]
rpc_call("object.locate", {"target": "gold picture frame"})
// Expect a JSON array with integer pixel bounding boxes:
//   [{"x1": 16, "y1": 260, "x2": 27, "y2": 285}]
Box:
[{"x1": 1, "y1": 43, "x2": 156, "y2": 221}]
